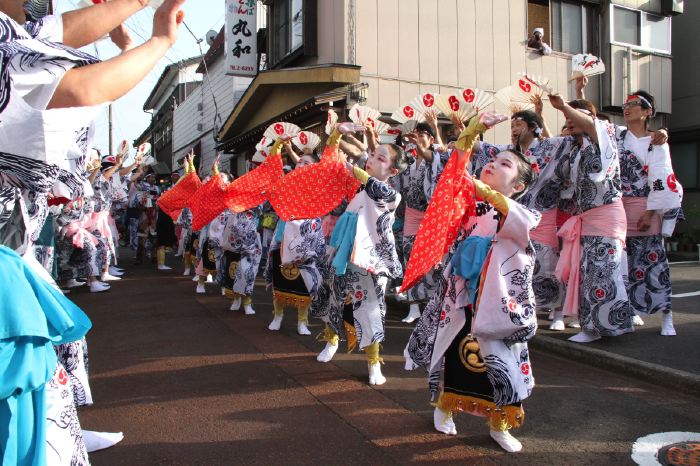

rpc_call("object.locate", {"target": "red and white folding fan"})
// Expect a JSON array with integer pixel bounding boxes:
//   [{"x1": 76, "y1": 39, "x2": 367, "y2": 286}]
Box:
[
  {"x1": 435, "y1": 93, "x2": 477, "y2": 122},
  {"x1": 263, "y1": 122, "x2": 301, "y2": 141},
  {"x1": 570, "y1": 54, "x2": 606, "y2": 81},
  {"x1": 292, "y1": 131, "x2": 321, "y2": 152}
]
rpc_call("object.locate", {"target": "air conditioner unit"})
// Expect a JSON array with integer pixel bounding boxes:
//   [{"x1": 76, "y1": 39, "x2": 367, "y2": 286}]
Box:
[{"x1": 660, "y1": 0, "x2": 683, "y2": 15}]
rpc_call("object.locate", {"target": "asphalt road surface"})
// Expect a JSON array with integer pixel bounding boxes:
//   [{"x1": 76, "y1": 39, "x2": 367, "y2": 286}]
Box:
[{"x1": 72, "y1": 254, "x2": 700, "y2": 466}]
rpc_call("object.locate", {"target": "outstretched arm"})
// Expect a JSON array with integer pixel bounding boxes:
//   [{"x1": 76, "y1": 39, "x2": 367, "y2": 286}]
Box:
[
  {"x1": 48, "y1": 0, "x2": 185, "y2": 109},
  {"x1": 61, "y1": 0, "x2": 148, "y2": 49},
  {"x1": 549, "y1": 94, "x2": 597, "y2": 144}
]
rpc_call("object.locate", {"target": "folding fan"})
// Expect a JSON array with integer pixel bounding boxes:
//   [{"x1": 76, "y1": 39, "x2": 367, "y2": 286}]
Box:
[
  {"x1": 459, "y1": 87, "x2": 494, "y2": 112},
  {"x1": 518, "y1": 72, "x2": 555, "y2": 95},
  {"x1": 116, "y1": 140, "x2": 130, "y2": 158},
  {"x1": 435, "y1": 93, "x2": 477, "y2": 122},
  {"x1": 349, "y1": 103, "x2": 382, "y2": 128},
  {"x1": 390, "y1": 104, "x2": 425, "y2": 124},
  {"x1": 263, "y1": 122, "x2": 300, "y2": 141},
  {"x1": 136, "y1": 142, "x2": 152, "y2": 163},
  {"x1": 510, "y1": 76, "x2": 546, "y2": 105},
  {"x1": 251, "y1": 149, "x2": 269, "y2": 164},
  {"x1": 570, "y1": 53, "x2": 606, "y2": 80},
  {"x1": 325, "y1": 109, "x2": 338, "y2": 135},
  {"x1": 495, "y1": 86, "x2": 535, "y2": 113},
  {"x1": 292, "y1": 131, "x2": 321, "y2": 152},
  {"x1": 410, "y1": 92, "x2": 441, "y2": 114}
]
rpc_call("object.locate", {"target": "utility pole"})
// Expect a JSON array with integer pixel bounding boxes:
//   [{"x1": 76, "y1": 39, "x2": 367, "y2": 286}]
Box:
[{"x1": 108, "y1": 104, "x2": 114, "y2": 155}]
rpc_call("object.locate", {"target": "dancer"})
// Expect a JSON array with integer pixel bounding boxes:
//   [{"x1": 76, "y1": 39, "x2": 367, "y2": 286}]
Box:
[
  {"x1": 405, "y1": 114, "x2": 539, "y2": 453},
  {"x1": 316, "y1": 127, "x2": 408, "y2": 385},
  {"x1": 265, "y1": 143, "x2": 326, "y2": 336},
  {"x1": 616, "y1": 91, "x2": 682, "y2": 334},
  {"x1": 549, "y1": 95, "x2": 634, "y2": 342},
  {"x1": 223, "y1": 205, "x2": 263, "y2": 315}
]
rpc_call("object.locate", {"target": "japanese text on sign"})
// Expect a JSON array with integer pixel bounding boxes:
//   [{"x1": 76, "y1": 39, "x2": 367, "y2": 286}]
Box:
[{"x1": 225, "y1": 0, "x2": 257, "y2": 77}]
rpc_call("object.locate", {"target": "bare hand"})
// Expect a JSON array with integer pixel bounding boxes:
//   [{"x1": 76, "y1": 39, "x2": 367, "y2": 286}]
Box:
[
  {"x1": 637, "y1": 211, "x2": 654, "y2": 232},
  {"x1": 152, "y1": 0, "x2": 186, "y2": 46},
  {"x1": 109, "y1": 24, "x2": 134, "y2": 51},
  {"x1": 651, "y1": 129, "x2": 668, "y2": 146},
  {"x1": 450, "y1": 114, "x2": 465, "y2": 132},
  {"x1": 425, "y1": 109, "x2": 438, "y2": 128},
  {"x1": 575, "y1": 76, "x2": 588, "y2": 93},
  {"x1": 530, "y1": 94, "x2": 544, "y2": 115},
  {"x1": 548, "y1": 94, "x2": 566, "y2": 111},
  {"x1": 479, "y1": 112, "x2": 508, "y2": 129}
]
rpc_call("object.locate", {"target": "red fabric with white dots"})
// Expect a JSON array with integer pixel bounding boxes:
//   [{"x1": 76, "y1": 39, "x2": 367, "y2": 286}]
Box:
[
  {"x1": 400, "y1": 149, "x2": 476, "y2": 292},
  {"x1": 157, "y1": 171, "x2": 203, "y2": 221},
  {"x1": 223, "y1": 153, "x2": 285, "y2": 214},
  {"x1": 266, "y1": 145, "x2": 360, "y2": 221},
  {"x1": 188, "y1": 174, "x2": 227, "y2": 231}
]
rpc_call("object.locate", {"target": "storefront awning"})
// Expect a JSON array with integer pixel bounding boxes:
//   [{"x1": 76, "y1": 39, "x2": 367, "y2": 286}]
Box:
[{"x1": 216, "y1": 64, "x2": 361, "y2": 152}]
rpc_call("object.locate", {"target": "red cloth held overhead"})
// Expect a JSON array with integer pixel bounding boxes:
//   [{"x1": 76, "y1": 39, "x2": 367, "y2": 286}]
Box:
[
  {"x1": 223, "y1": 153, "x2": 285, "y2": 213},
  {"x1": 266, "y1": 145, "x2": 361, "y2": 221},
  {"x1": 400, "y1": 149, "x2": 476, "y2": 292},
  {"x1": 157, "y1": 171, "x2": 203, "y2": 221},
  {"x1": 188, "y1": 173, "x2": 228, "y2": 231}
]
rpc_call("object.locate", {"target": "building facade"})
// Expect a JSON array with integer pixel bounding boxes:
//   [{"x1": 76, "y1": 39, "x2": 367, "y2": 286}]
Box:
[
  {"x1": 668, "y1": 0, "x2": 698, "y2": 246},
  {"x1": 170, "y1": 28, "x2": 253, "y2": 176},
  {"x1": 136, "y1": 57, "x2": 202, "y2": 173},
  {"x1": 217, "y1": 0, "x2": 679, "y2": 157}
]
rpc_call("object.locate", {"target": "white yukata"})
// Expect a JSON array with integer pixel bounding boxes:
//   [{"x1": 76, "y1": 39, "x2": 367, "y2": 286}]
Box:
[
  {"x1": 617, "y1": 128, "x2": 683, "y2": 315},
  {"x1": 557, "y1": 120, "x2": 633, "y2": 337},
  {"x1": 472, "y1": 139, "x2": 577, "y2": 315},
  {"x1": 0, "y1": 12, "x2": 105, "y2": 466},
  {"x1": 405, "y1": 182, "x2": 540, "y2": 428},
  {"x1": 221, "y1": 206, "x2": 263, "y2": 298},
  {"x1": 323, "y1": 176, "x2": 402, "y2": 350}
]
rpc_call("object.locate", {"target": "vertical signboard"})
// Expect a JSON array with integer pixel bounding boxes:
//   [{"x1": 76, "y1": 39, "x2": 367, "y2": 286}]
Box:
[{"x1": 225, "y1": 0, "x2": 258, "y2": 76}]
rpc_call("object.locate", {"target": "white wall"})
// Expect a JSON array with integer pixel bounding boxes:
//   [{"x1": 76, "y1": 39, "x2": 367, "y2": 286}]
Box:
[{"x1": 172, "y1": 56, "x2": 253, "y2": 174}]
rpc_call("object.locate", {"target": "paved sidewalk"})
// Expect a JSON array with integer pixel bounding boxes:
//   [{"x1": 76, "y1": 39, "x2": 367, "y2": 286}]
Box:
[{"x1": 530, "y1": 262, "x2": 700, "y2": 394}]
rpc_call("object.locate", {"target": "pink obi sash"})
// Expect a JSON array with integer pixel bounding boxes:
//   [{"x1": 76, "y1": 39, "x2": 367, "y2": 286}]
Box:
[
  {"x1": 530, "y1": 209, "x2": 558, "y2": 250},
  {"x1": 321, "y1": 215, "x2": 339, "y2": 239},
  {"x1": 623, "y1": 197, "x2": 661, "y2": 237},
  {"x1": 403, "y1": 206, "x2": 425, "y2": 238},
  {"x1": 64, "y1": 219, "x2": 98, "y2": 249},
  {"x1": 555, "y1": 200, "x2": 627, "y2": 316},
  {"x1": 89, "y1": 211, "x2": 112, "y2": 240}
]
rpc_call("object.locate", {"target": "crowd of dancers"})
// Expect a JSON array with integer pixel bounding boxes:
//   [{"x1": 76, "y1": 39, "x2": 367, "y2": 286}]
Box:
[{"x1": 0, "y1": 0, "x2": 685, "y2": 462}]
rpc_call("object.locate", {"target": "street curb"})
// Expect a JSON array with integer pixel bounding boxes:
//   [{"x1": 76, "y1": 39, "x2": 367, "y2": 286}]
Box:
[{"x1": 530, "y1": 334, "x2": 700, "y2": 396}]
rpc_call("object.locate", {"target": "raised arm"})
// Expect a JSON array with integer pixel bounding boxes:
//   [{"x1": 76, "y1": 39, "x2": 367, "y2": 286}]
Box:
[
  {"x1": 548, "y1": 94, "x2": 597, "y2": 144},
  {"x1": 48, "y1": 0, "x2": 185, "y2": 109},
  {"x1": 61, "y1": 0, "x2": 148, "y2": 49}
]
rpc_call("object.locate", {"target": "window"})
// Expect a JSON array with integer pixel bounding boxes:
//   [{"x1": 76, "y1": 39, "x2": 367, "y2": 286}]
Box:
[
  {"x1": 527, "y1": 0, "x2": 598, "y2": 55},
  {"x1": 670, "y1": 142, "x2": 698, "y2": 189},
  {"x1": 612, "y1": 5, "x2": 671, "y2": 54},
  {"x1": 268, "y1": 0, "x2": 304, "y2": 66}
]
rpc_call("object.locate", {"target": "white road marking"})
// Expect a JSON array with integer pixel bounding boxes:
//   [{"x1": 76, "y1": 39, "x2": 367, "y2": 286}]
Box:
[
  {"x1": 669, "y1": 261, "x2": 700, "y2": 265},
  {"x1": 671, "y1": 291, "x2": 700, "y2": 298}
]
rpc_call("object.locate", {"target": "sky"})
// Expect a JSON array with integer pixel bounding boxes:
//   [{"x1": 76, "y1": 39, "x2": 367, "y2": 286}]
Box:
[{"x1": 55, "y1": 0, "x2": 226, "y2": 155}]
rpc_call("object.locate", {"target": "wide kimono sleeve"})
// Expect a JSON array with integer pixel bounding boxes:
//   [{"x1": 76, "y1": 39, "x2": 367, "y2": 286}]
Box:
[
  {"x1": 587, "y1": 119, "x2": 619, "y2": 183},
  {"x1": 646, "y1": 143, "x2": 683, "y2": 212},
  {"x1": 472, "y1": 199, "x2": 541, "y2": 343},
  {"x1": 0, "y1": 13, "x2": 103, "y2": 170}
]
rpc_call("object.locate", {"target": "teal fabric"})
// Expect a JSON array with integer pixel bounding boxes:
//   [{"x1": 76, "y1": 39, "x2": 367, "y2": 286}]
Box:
[
  {"x1": 0, "y1": 245, "x2": 92, "y2": 465},
  {"x1": 329, "y1": 211, "x2": 358, "y2": 276},
  {"x1": 274, "y1": 220, "x2": 286, "y2": 244},
  {"x1": 450, "y1": 236, "x2": 493, "y2": 305}
]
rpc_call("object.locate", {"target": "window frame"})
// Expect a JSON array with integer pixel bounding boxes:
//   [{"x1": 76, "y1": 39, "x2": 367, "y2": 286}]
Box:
[
  {"x1": 268, "y1": 0, "x2": 304, "y2": 68},
  {"x1": 610, "y1": 4, "x2": 672, "y2": 56},
  {"x1": 527, "y1": 0, "x2": 600, "y2": 56}
]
